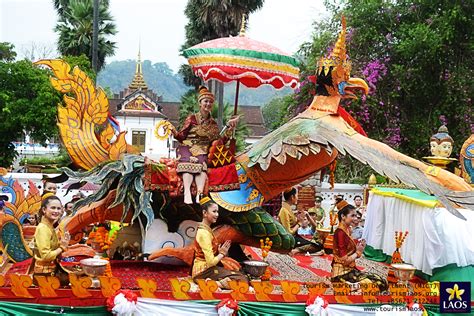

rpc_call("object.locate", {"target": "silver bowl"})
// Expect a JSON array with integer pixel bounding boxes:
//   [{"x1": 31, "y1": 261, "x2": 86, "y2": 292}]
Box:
[
  {"x1": 80, "y1": 258, "x2": 109, "y2": 278},
  {"x1": 391, "y1": 263, "x2": 416, "y2": 282},
  {"x1": 242, "y1": 260, "x2": 269, "y2": 278}
]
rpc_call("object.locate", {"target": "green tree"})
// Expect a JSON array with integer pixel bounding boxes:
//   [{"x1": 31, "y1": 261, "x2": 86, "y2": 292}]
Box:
[
  {"x1": 295, "y1": 0, "x2": 473, "y2": 159},
  {"x1": 262, "y1": 95, "x2": 294, "y2": 131},
  {"x1": 54, "y1": 0, "x2": 116, "y2": 72},
  {"x1": 0, "y1": 59, "x2": 61, "y2": 166},
  {"x1": 0, "y1": 42, "x2": 17, "y2": 62},
  {"x1": 0, "y1": 44, "x2": 95, "y2": 167},
  {"x1": 178, "y1": 91, "x2": 250, "y2": 152},
  {"x1": 180, "y1": 0, "x2": 265, "y2": 87}
]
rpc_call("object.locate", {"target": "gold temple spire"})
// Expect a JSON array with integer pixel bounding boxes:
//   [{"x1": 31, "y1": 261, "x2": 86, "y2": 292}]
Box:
[{"x1": 129, "y1": 44, "x2": 148, "y2": 90}]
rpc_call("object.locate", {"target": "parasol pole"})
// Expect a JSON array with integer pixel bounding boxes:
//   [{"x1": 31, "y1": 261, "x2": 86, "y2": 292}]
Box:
[
  {"x1": 232, "y1": 13, "x2": 246, "y2": 117},
  {"x1": 233, "y1": 79, "x2": 240, "y2": 116}
]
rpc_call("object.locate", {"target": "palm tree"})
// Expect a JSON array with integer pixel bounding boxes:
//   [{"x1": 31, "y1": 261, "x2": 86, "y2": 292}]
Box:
[
  {"x1": 54, "y1": 0, "x2": 116, "y2": 72},
  {"x1": 198, "y1": 0, "x2": 264, "y2": 38},
  {"x1": 181, "y1": 0, "x2": 265, "y2": 86},
  {"x1": 53, "y1": 0, "x2": 110, "y2": 18}
]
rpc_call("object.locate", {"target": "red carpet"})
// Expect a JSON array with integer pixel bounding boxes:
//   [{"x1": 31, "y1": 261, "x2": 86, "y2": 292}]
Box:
[
  {"x1": 5, "y1": 258, "x2": 189, "y2": 291},
  {"x1": 5, "y1": 247, "x2": 426, "y2": 291}
]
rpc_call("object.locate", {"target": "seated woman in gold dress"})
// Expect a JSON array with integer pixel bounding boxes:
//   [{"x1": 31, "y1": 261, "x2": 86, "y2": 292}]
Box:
[
  {"x1": 192, "y1": 197, "x2": 248, "y2": 288},
  {"x1": 32, "y1": 195, "x2": 69, "y2": 285},
  {"x1": 331, "y1": 200, "x2": 388, "y2": 292}
]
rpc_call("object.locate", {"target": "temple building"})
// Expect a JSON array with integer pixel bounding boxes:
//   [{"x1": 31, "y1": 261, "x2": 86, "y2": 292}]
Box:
[
  {"x1": 109, "y1": 52, "x2": 268, "y2": 160},
  {"x1": 109, "y1": 51, "x2": 170, "y2": 159}
]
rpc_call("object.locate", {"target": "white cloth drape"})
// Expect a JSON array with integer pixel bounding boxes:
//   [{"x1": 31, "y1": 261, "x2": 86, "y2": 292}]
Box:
[
  {"x1": 135, "y1": 298, "x2": 218, "y2": 315},
  {"x1": 363, "y1": 192, "x2": 474, "y2": 275},
  {"x1": 130, "y1": 298, "x2": 423, "y2": 315}
]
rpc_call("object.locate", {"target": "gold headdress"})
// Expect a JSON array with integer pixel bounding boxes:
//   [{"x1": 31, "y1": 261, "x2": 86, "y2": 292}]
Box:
[
  {"x1": 198, "y1": 86, "x2": 215, "y2": 103},
  {"x1": 199, "y1": 196, "x2": 212, "y2": 205},
  {"x1": 317, "y1": 16, "x2": 351, "y2": 78},
  {"x1": 41, "y1": 192, "x2": 55, "y2": 201}
]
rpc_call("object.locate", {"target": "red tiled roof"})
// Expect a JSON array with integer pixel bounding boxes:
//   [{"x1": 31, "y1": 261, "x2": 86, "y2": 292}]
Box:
[
  {"x1": 160, "y1": 102, "x2": 181, "y2": 124},
  {"x1": 238, "y1": 105, "x2": 265, "y2": 125}
]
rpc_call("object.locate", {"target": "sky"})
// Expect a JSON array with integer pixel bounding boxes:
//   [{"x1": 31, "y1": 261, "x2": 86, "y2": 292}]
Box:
[{"x1": 0, "y1": 0, "x2": 328, "y2": 73}]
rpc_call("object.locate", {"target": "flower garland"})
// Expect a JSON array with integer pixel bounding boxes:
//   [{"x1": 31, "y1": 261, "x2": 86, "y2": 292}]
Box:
[
  {"x1": 305, "y1": 295, "x2": 329, "y2": 316},
  {"x1": 392, "y1": 230, "x2": 408, "y2": 263},
  {"x1": 216, "y1": 298, "x2": 238, "y2": 316},
  {"x1": 87, "y1": 225, "x2": 119, "y2": 252},
  {"x1": 260, "y1": 238, "x2": 272, "y2": 281},
  {"x1": 106, "y1": 289, "x2": 138, "y2": 316}
]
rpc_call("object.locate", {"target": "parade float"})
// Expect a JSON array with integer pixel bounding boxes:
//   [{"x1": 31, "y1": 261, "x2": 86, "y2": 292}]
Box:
[{"x1": 1, "y1": 17, "x2": 473, "y2": 315}]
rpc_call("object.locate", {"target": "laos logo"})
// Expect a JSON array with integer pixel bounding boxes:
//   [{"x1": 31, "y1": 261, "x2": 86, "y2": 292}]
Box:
[{"x1": 440, "y1": 282, "x2": 471, "y2": 313}]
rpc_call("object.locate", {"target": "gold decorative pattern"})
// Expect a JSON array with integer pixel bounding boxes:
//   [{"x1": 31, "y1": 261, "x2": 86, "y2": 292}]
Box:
[
  {"x1": 137, "y1": 278, "x2": 158, "y2": 298},
  {"x1": 210, "y1": 192, "x2": 264, "y2": 212},
  {"x1": 169, "y1": 278, "x2": 191, "y2": 300},
  {"x1": 35, "y1": 60, "x2": 138, "y2": 170},
  {"x1": 154, "y1": 120, "x2": 173, "y2": 141}
]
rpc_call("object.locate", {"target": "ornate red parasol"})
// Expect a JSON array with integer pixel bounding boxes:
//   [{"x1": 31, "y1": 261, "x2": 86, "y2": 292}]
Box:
[
  {"x1": 183, "y1": 36, "x2": 299, "y2": 89},
  {"x1": 183, "y1": 29, "x2": 300, "y2": 114}
]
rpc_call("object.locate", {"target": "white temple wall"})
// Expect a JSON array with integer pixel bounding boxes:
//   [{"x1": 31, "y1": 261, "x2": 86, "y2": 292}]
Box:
[{"x1": 115, "y1": 115, "x2": 174, "y2": 158}]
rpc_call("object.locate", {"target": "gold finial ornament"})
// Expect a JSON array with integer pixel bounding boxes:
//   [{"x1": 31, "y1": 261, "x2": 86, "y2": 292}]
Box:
[
  {"x1": 199, "y1": 196, "x2": 212, "y2": 205},
  {"x1": 239, "y1": 13, "x2": 247, "y2": 37},
  {"x1": 368, "y1": 174, "x2": 377, "y2": 186},
  {"x1": 317, "y1": 15, "x2": 351, "y2": 77},
  {"x1": 331, "y1": 15, "x2": 347, "y2": 61}
]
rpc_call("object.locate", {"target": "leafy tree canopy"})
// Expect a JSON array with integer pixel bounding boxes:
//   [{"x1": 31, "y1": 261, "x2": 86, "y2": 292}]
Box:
[
  {"x1": 294, "y1": 0, "x2": 473, "y2": 158},
  {"x1": 0, "y1": 42, "x2": 17, "y2": 62},
  {"x1": 0, "y1": 59, "x2": 61, "y2": 166},
  {"x1": 0, "y1": 44, "x2": 97, "y2": 167},
  {"x1": 262, "y1": 0, "x2": 473, "y2": 183}
]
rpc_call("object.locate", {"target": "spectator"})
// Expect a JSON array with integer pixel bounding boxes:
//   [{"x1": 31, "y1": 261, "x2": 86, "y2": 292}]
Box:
[
  {"x1": 351, "y1": 211, "x2": 363, "y2": 240},
  {"x1": 297, "y1": 216, "x2": 314, "y2": 236}
]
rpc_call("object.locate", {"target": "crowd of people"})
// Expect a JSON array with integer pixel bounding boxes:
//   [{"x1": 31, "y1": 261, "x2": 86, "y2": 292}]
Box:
[
  {"x1": 272, "y1": 189, "x2": 387, "y2": 292},
  {"x1": 276, "y1": 191, "x2": 367, "y2": 253}
]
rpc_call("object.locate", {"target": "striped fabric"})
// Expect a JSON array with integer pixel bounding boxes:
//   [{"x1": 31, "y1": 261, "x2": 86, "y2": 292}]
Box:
[{"x1": 183, "y1": 36, "x2": 300, "y2": 89}]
